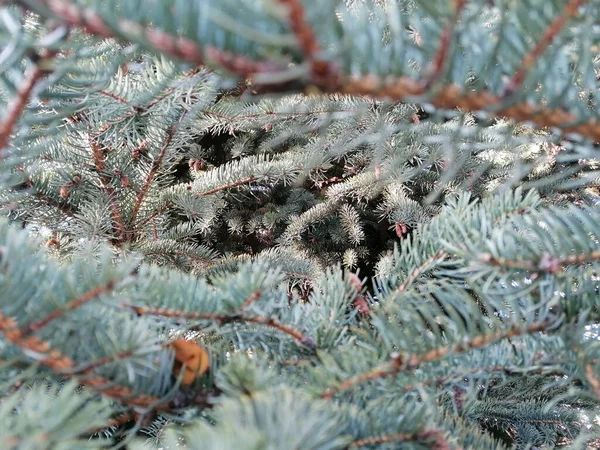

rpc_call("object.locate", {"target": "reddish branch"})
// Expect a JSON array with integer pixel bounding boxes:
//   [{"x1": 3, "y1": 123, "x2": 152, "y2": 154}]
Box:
[
  {"x1": 239, "y1": 290, "x2": 262, "y2": 309},
  {"x1": 23, "y1": 278, "x2": 117, "y2": 335},
  {"x1": 0, "y1": 63, "x2": 47, "y2": 155},
  {"x1": 73, "y1": 348, "x2": 136, "y2": 373},
  {"x1": 126, "y1": 305, "x2": 310, "y2": 344},
  {"x1": 21, "y1": 0, "x2": 282, "y2": 77},
  {"x1": 505, "y1": 0, "x2": 587, "y2": 94},
  {"x1": 0, "y1": 313, "x2": 160, "y2": 409},
  {"x1": 145, "y1": 250, "x2": 214, "y2": 264},
  {"x1": 136, "y1": 202, "x2": 174, "y2": 229},
  {"x1": 99, "y1": 89, "x2": 131, "y2": 106},
  {"x1": 585, "y1": 364, "x2": 600, "y2": 399},
  {"x1": 395, "y1": 249, "x2": 447, "y2": 293},
  {"x1": 479, "y1": 249, "x2": 600, "y2": 274},
  {"x1": 130, "y1": 126, "x2": 175, "y2": 226},
  {"x1": 14, "y1": 0, "x2": 600, "y2": 143},
  {"x1": 34, "y1": 192, "x2": 77, "y2": 217},
  {"x1": 349, "y1": 429, "x2": 450, "y2": 449},
  {"x1": 18, "y1": 0, "x2": 600, "y2": 142},
  {"x1": 321, "y1": 321, "x2": 552, "y2": 398},
  {"x1": 195, "y1": 176, "x2": 257, "y2": 197},
  {"x1": 340, "y1": 75, "x2": 600, "y2": 141},
  {"x1": 277, "y1": 0, "x2": 335, "y2": 83},
  {"x1": 89, "y1": 139, "x2": 127, "y2": 243},
  {"x1": 423, "y1": 0, "x2": 467, "y2": 88}
]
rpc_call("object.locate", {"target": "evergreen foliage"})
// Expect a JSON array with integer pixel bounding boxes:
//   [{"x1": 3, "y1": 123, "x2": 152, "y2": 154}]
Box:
[{"x1": 1, "y1": 0, "x2": 600, "y2": 448}]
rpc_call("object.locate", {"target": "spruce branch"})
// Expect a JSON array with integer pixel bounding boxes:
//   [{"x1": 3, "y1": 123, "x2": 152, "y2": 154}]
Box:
[
  {"x1": 585, "y1": 364, "x2": 600, "y2": 400},
  {"x1": 17, "y1": 0, "x2": 283, "y2": 77},
  {"x1": 126, "y1": 305, "x2": 313, "y2": 346},
  {"x1": 71, "y1": 347, "x2": 137, "y2": 374},
  {"x1": 339, "y1": 77, "x2": 600, "y2": 142},
  {"x1": 0, "y1": 313, "x2": 162, "y2": 409},
  {"x1": 348, "y1": 429, "x2": 451, "y2": 449},
  {"x1": 15, "y1": 0, "x2": 600, "y2": 144},
  {"x1": 505, "y1": 0, "x2": 587, "y2": 95},
  {"x1": 99, "y1": 89, "x2": 132, "y2": 106},
  {"x1": 144, "y1": 249, "x2": 215, "y2": 265},
  {"x1": 478, "y1": 249, "x2": 600, "y2": 274},
  {"x1": 423, "y1": 0, "x2": 467, "y2": 89},
  {"x1": 136, "y1": 202, "x2": 174, "y2": 229},
  {"x1": 33, "y1": 192, "x2": 76, "y2": 217},
  {"x1": 89, "y1": 138, "x2": 127, "y2": 243},
  {"x1": 321, "y1": 321, "x2": 553, "y2": 399},
  {"x1": 195, "y1": 176, "x2": 257, "y2": 197},
  {"x1": 22, "y1": 277, "x2": 118, "y2": 335},
  {"x1": 395, "y1": 249, "x2": 447, "y2": 293},
  {"x1": 130, "y1": 125, "x2": 176, "y2": 227},
  {"x1": 276, "y1": 0, "x2": 335, "y2": 84},
  {"x1": 0, "y1": 51, "x2": 54, "y2": 154}
]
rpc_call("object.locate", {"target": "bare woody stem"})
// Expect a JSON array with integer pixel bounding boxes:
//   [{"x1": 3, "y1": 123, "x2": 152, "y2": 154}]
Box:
[
  {"x1": 277, "y1": 0, "x2": 335, "y2": 83},
  {"x1": 0, "y1": 313, "x2": 161, "y2": 409},
  {"x1": 23, "y1": 278, "x2": 118, "y2": 335},
  {"x1": 18, "y1": 0, "x2": 600, "y2": 142},
  {"x1": 195, "y1": 176, "x2": 257, "y2": 197},
  {"x1": 19, "y1": 0, "x2": 283, "y2": 77},
  {"x1": 423, "y1": 0, "x2": 467, "y2": 89},
  {"x1": 478, "y1": 249, "x2": 600, "y2": 274},
  {"x1": 89, "y1": 139, "x2": 127, "y2": 243},
  {"x1": 130, "y1": 126, "x2": 175, "y2": 226},
  {"x1": 505, "y1": 0, "x2": 587, "y2": 94},
  {"x1": 0, "y1": 60, "x2": 49, "y2": 155},
  {"x1": 321, "y1": 321, "x2": 552, "y2": 399},
  {"x1": 349, "y1": 429, "x2": 451, "y2": 449},
  {"x1": 71, "y1": 348, "x2": 137, "y2": 373},
  {"x1": 126, "y1": 305, "x2": 311, "y2": 344},
  {"x1": 144, "y1": 250, "x2": 214, "y2": 264},
  {"x1": 99, "y1": 89, "x2": 132, "y2": 106},
  {"x1": 585, "y1": 364, "x2": 600, "y2": 400},
  {"x1": 395, "y1": 249, "x2": 447, "y2": 293}
]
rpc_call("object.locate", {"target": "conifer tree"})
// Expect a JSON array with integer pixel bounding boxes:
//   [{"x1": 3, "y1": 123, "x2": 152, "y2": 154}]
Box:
[{"x1": 1, "y1": 1, "x2": 600, "y2": 449}]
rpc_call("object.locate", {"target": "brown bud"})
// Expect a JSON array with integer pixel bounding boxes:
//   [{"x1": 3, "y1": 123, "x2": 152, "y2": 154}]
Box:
[{"x1": 59, "y1": 183, "x2": 70, "y2": 198}]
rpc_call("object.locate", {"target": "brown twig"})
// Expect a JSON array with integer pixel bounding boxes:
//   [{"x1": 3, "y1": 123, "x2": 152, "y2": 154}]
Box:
[
  {"x1": 585, "y1": 364, "x2": 600, "y2": 400},
  {"x1": 130, "y1": 126, "x2": 175, "y2": 226},
  {"x1": 23, "y1": 278, "x2": 117, "y2": 335},
  {"x1": 277, "y1": 0, "x2": 335, "y2": 84},
  {"x1": 145, "y1": 250, "x2": 214, "y2": 264},
  {"x1": 71, "y1": 348, "x2": 136, "y2": 373},
  {"x1": 282, "y1": 270, "x2": 313, "y2": 281},
  {"x1": 34, "y1": 192, "x2": 77, "y2": 217},
  {"x1": 396, "y1": 249, "x2": 447, "y2": 293},
  {"x1": 398, "y1": 364, "x2": 567, "y2": 397},
  {"x1": 0, "y1": 62, "x2": 48, "y2": 154},
  {"x1": 349, "y1": 429, "x2": 451, "y2": 449},
  {"x1": 99, "y1": 89, "x2": 132, "y2": 106},
  {"x1": 104, "y1": 412, "x2": 136, "y2": 429},
  {"x1": 479, "y1": 249, "x2": 600, "y2": 274},
  {"x1": 194, "y1": 176, "x2": 257, "y2": 197},
  {"x1": 0, "y1": 313, "x2": 160, "y2": 409},
  {"x1": 18, "y1": 0, "x2": 600, "y2": 143},
  {"x1": 21, "y1": 0, "x2": 282, "y2": 77},
  {"x1": 89, "y1": 138, "x2": 127, "y2": 243},
  {"x1": 505, "y1": 0, "x2": 587, "y2": 94},
  {"x1": 126, "y1": 305, "x2": 311, "y2": 345},
  {"x1": 321, "y1": 321, "x2": 552, "y2": 398},
  {"x1": 422, "y1": 0, "x2": 467, "y2": 89},
  {"x1": 239, "y1": 290, "x2": 262, "y2": 310},
  {"x1": 339, "y1": 75, "x2": 600, "y2": 142},
  {"x1": 135, "y1": 202, "x2": 174, "y2": 229}
]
